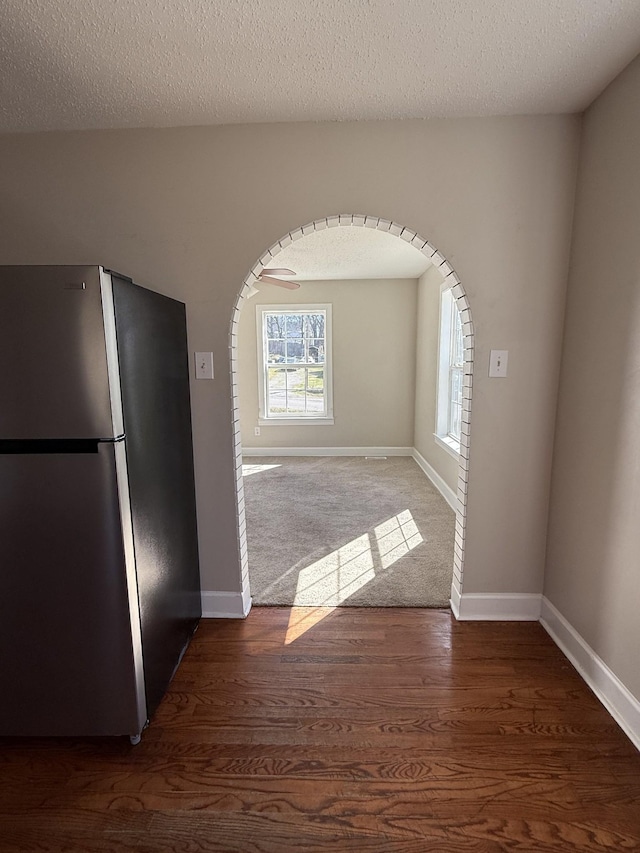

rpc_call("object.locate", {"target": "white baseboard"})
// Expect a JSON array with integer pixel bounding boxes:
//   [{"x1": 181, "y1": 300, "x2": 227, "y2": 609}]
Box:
[
  {"x1": 540, "y1": 597, "x2": 640, "y2": 752},
  {"x1": 454, "y1": 593, "x2": 542, "y2": 621},
  {"x1": 450, "y1": 584, "x2": 461, "y2": 618},
  {"x1": 242, "y1": 446, "x2": 413, "y2": 457},
  {"x1": 201, "y1": 589, "x2": 252, "y2": 619},
  {"x1": 412, "y1": 448, "x2": 458, "y2": 511}
]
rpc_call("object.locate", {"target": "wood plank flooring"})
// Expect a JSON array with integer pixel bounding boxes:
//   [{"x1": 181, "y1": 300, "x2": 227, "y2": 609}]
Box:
[{"x1": 1, "y1": 607, "x2": 639, "y2": 851}]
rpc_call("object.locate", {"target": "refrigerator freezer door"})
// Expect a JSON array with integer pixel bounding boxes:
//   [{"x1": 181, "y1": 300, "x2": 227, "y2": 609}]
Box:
[
  {"x1": 0, "y1": 441, "x2": 146, "y2": 736},
  {"x1": 0, "y1": 265, "x2": 120, "y2": 439}
]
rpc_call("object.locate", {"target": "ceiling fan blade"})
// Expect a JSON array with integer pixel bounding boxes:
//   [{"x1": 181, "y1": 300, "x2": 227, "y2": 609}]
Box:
[
  {"x1": 261, "y1": 268, "x2": 296, "y2": 276},
  {"x1": 259, "y1": 275, "x2": 301, "y2": 290}
]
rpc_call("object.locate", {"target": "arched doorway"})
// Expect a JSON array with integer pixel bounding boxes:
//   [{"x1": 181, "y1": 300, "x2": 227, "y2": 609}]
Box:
[{"x1": 229, "y1": 214, "x2": 473, "y2": 617}]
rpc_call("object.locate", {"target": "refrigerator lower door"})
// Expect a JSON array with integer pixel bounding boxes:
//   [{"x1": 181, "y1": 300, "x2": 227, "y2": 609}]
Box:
[{"x1": 0, "y1": 441, "x2": 146, "y2": 736}]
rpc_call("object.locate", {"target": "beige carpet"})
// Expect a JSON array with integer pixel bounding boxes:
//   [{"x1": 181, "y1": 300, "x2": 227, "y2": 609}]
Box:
[{"x1": 243, "y1": 456, "x2": 455, "y2": 607}]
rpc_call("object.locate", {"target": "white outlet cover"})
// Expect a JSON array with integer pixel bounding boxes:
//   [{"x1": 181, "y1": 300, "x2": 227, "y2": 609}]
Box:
[
  {"x1": 489, "y1": 349, "x2": 508, "y2": 378},
  {"x1": 195, "y1": 351, "x2": 214, "y2": 380}
]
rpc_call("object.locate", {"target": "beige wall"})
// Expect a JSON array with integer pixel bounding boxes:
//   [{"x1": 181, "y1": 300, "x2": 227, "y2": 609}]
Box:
[
  {"x1": 0, "y1": 116, "x2": 579, "y2": 595},
  {"x1": 545, "y1": 55, "x2": 640, "y2": 698},
  {"x1": 238, "y1": 279, "x2": 417, "y2": 450},
  {"x1": 414, "y1": 265, "x2": 459, "y2": 492}
]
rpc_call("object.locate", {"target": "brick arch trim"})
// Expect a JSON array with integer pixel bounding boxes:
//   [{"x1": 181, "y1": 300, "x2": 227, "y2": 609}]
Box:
[{"x1": 229, "y1": 214, "x2": 473, "y2": 613}]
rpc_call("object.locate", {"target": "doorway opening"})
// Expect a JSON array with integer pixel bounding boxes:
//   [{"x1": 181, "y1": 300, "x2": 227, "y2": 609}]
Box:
[{"x1": 229, "y1": 215, "x2": 473, "y2": 618}]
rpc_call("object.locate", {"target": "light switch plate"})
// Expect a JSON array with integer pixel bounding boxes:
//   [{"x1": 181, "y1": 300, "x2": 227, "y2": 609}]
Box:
[
  {"x1": 195, "y1": 351, "x2": 214, "y2": 380},
  {"x1": 489, "y1": 350, "x2": 508, "y2": 378}
]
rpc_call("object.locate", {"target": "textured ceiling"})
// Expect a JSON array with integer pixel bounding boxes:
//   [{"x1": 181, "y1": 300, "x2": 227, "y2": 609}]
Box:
[
  {"x1": 268, "y1": 227, "x2": 433, "y2": 281},
  {"x1": 2, "y1": 0, "x2": 640, "y2": 133}
]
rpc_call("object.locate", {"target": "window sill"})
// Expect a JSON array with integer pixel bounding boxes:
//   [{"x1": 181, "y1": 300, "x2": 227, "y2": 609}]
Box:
[
  {"x1": 434, "y1": 433, "x2": 460, "y2": 458},
  {"x1": 258, "y1": 417, "x2": 335, "y2": 427}
]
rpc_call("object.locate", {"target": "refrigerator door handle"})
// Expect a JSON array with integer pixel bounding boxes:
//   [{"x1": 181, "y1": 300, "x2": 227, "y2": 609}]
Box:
[
  {"x1": 100, "y1": 269, "x2": 126, "y2": 439},
  {"x1": 113, "y1": 437, "x2": 148, "y2": 735}
]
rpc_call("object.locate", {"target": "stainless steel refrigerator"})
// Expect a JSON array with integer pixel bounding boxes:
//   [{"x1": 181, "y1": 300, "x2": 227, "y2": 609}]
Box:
[{"x1": 0, "y1": 266, "x2": 201, "y2": 742}]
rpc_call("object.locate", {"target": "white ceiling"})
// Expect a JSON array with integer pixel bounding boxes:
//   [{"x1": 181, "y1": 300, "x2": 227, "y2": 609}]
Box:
[
  {"x1": 269, "y1": 227, "x2": 432, "y2": 281},
  {"x1": 2, "y1": 1, "x2": 640, "y2": 134}
]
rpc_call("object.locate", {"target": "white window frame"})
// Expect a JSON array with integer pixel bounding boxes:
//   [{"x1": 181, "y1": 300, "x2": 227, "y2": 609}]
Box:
[
  {"x1": 435, "y1": 284, "x2": 463, "y2": 457},
  {"x1": 256, "y1": 304, "x2": 334, "y2": 426}
]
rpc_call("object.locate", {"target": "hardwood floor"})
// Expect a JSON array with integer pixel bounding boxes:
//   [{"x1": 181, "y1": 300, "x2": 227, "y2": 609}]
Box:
[{"x1": 1, "y1": 607, "x2": 639, "y2": 851}]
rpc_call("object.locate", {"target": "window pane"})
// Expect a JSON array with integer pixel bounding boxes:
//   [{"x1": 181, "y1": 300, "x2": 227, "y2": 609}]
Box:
[
  {"x1": 448, "y1": 367, "x2": 463, "y2": 441},
  {"x1": 307, "y1": 338, "x2": 324, "y2": 363},
  {"x1": 265, "y1": 314, "x2": 286, "y2": 339},
  {"x1": 303, "y1": 313, "x2": 325, "y2": 339},
  {"x1": 286, "y1": 314, "x2": 304, "y2": 336},
  {"x1": 450, "y1": 402, "x2": 462, "y2": 441},
  {"x1": 267, "y1": 340, "x2": 285, "y2": 362},
  {"x1": 267, "y1": 367, "x2": 287, "y2": 414},
  {"x1": 285, "y1": 367, "x2": 307, "y2": 413},
  {"x1": 285, "y1": 339, "x2": 305, "y2": 363},
  {"x1": 306, "y1": 367, "x2": 325, "y2": 413},
  {"x1": 451, "y1": 302, "x2": 464, "y2": 367}
]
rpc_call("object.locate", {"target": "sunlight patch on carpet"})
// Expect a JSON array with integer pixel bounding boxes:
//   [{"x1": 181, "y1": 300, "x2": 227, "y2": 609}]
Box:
[
  {"x1": 285, "y1": 511, "x2": 423, "y2": 641},
  {"x1": 242, "y1": 463, "x2": 282, "y2": 477},
  {"x1": 374, "y1": 509, "x2": 423, "y2": 569},
  {"x1": 292, "y1": 533, "x2": 375, "y2": 607}
]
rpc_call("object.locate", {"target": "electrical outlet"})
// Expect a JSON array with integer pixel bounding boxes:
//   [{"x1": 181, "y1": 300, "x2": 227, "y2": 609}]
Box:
[{"x1": 254, "y1": 427, "x2": 261, "y2": 436}]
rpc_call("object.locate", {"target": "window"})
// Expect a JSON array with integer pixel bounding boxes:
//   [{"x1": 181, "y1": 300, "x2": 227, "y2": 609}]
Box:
[
  {"x1": 257, "y1": 304, "x2": 333, "y2": 424},
  {"x1": 435, "y1": 286, "x2": 463, "y2": 455}
]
